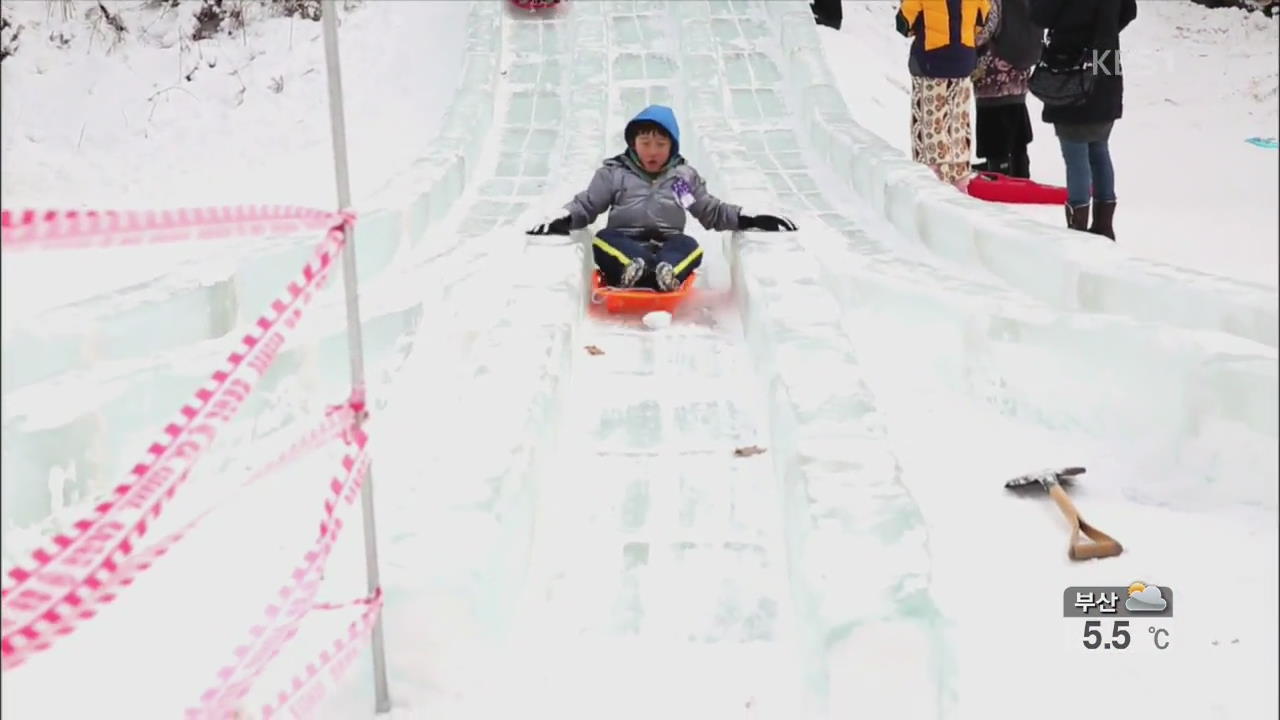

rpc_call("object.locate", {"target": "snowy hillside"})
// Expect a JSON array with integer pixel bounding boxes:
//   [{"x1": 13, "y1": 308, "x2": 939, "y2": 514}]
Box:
[
  {"x1": 0, "y1": 0, "x2": 469, "y2": 210},
  {"x1": 1, "y1": 1, "x2": 1276, "y2": 719}
]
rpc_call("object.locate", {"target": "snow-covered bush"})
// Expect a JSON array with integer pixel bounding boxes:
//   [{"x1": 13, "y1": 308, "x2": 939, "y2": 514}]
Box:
[
  {"x1": 1192, "y1": 0, "x2": 1279, "y2": 16},
  {"x1": 191, "y1": 0, "x2": 324, "y2": 41},
  {"x1": 0, "y1": 0, "x2": 365, "y2": 61},
  {"x1": 1, "y1": 11, "x2": 21, "y2": 62}
]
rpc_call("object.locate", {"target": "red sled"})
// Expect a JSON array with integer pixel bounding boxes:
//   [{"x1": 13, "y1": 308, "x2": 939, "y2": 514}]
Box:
[
  {"x1": 510, "y1": 0, "x2": 561, "y2": 10},
  {"x1": 966, "y1": 171, "x2": 1069, "y2": 205},
  {"x1": 590, "y1": 270, "x2": 696, "y2": 315}
]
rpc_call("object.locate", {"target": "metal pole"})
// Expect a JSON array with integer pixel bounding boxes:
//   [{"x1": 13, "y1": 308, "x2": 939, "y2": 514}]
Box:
[{"x1": 321, "y1": 2, "x2": 392, "y2": 714}]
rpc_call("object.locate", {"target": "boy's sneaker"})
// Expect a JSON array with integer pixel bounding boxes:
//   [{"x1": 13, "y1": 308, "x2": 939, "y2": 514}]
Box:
[
  {"x1": 655, "y1": 262, "x2": 679, "y2": 292},
  {"x1": 619, "y1": 257, "x2": 645, "y2": 288}
]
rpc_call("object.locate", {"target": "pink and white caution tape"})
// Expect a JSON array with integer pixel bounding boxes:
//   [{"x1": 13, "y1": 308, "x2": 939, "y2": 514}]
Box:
[
  {"x1": 3, "y1": 392, "x2": 369, "y2": 668},
  {"x1": 190, "y1": 429, "x2": 372, "y2": 717},
  {"x1": 0, "y1": 206, "x2": 345, "y2": 252},
  {"x1": 244, "y1": 395, "x2": 365, "y2": 489},
  {"x1": 261, "y1": 589, "x2": 384, "y2": 719},
  {"x1": 0, "y1": 214, "x2": 354, "y2": 671}
]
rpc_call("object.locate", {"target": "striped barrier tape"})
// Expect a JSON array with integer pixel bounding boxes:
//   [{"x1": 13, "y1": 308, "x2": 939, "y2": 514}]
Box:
[
  {"x1": 191, "y1": 430, "x2": 371, "y2": 716},
  {"x1": 1, "y1": 210, "x2": 354, "y2": 671},
  {"x1": 0, "y1": 206, "x2": 345, "y2": 252},
  {"x1": 245, "y1": 394, "x2": 366, "y2": 489},
  {"x1": 2, "y1": 391, "x2": 368, "y2": 685},
  {"x1": 263, "y1": 589, "x2": 384, "y2": 719},
  {"x1": 3, "y1": 203, "x2": 380, "y2": 715}
]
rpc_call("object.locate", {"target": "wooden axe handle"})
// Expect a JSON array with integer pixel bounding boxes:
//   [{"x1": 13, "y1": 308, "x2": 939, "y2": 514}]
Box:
[
  {"x1": 1047, "y1": 483, "x2": 1080, "y2": 524},
  {"x1": 1048, "y1": 484, "x2": 1123, "y2": 560}
]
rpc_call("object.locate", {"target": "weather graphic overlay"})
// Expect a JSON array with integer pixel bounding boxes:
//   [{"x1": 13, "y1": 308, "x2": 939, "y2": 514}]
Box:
[{"x1": 1063, "y1": 581, "x2": 1173, "y2": 651}]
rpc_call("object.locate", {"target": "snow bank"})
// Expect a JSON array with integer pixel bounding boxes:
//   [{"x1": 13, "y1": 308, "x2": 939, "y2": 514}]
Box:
[
  {"x1": 0, "y1": 0, "x2": 499, "y2": 563},
  {"x1": 768, "y1": 4, "x2": 1278, "y2": 348},
  {"x1": 799, "y1": 211, "x2": 1279, "y2": 511}
]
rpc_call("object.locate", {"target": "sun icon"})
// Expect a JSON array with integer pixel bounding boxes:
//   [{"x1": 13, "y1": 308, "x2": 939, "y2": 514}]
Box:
[{"x1": 1128, "y1": 582, "x2": 1146, "y2": 597}]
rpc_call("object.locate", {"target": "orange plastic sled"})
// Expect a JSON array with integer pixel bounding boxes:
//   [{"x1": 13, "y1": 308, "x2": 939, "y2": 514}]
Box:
[{"x1": 590, "y1": 270, "x2": 696, "y2": 315}]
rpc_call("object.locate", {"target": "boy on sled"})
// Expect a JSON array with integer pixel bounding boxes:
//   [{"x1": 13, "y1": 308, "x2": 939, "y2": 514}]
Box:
[{"x1": 526, "y1": 104, "x2": 797, "y2": 291}]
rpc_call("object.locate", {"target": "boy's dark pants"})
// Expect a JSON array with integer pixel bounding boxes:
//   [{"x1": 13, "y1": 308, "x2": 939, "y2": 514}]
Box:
[{"x1": 592, "y1": 228, "x2": 703, "y2": 290}]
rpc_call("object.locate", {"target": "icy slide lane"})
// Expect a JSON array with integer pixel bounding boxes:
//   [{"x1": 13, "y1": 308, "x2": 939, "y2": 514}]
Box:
[
  {"x1": 360, "y1": 1, "x2": 945, "y2": 718},
  {"x1": 365, "y1": 1, "x2": 1275, "y2": 719}
]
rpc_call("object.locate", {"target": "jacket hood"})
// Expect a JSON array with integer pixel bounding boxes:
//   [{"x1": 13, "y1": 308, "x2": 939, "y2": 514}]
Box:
[{"x1": 624, "y1": 104, "x2": 681, "y2": 157}]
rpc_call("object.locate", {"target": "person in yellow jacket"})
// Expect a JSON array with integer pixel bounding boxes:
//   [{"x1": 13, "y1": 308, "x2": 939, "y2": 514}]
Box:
[{"x1": 896, "y1": 0, "x2": 992, "y2": 188}]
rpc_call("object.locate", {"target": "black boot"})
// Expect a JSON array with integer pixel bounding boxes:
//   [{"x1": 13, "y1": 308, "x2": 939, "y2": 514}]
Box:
[
  {"x1": 1065, "y1": 202, "x2": 1090, "y2": 231},
  {"x1": 1089, "y1": 200, "x2": 1116, "y2": 241},
  {"x1": 810, "y1": 0, "x2": 842, "y2": 29},
  {"x1": 1010, "y1": 151, "x2": 1031, "y2": 179},
  {"x1": 988, "y1": 155, "x2": 1013, "y2": 176}
]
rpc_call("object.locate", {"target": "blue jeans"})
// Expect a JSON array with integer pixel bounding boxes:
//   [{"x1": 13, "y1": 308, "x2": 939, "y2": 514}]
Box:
[{"x1": 1058, "y1": 138, "x2": 1116, "y2": 206}]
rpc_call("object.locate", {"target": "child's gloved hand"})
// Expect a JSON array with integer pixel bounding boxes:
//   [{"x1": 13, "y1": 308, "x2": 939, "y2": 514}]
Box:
[
  {"x1": 740, "y1": 214, "x2": 798, "y2": 232},
  {"x1": 526, "y1": 215, "x2": 571, "y2": 235}
]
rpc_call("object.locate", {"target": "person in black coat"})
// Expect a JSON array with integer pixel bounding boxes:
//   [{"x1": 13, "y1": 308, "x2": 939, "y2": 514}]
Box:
[
  {"x1": 1030, "y1": 0, "x2": 1136, "y2": 240},
  {"x1": 811, "y1": 0, "x2": 842, "y2": 30}
]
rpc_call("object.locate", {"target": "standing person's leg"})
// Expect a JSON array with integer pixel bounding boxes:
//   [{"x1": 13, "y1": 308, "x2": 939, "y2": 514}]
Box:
[
  {"x1": 938, "y1": 78, "x2": 975, "y2": 187},
  {"x1": 1057, "y1": 133, "x2": 1093, "y2": 231},
  {"x1": 912, "y1": 76, "x2": 970, "y2": 185},
  {"x1": 1087, "y1": 139, "x2": 1118, "y2": 239},
  {"x1": 1010, "y1": 101, "x2": 1034, "y2": 179},
  {"x1": 810, "y1": 0, "x2": 841, "y2": 30},
  {"x1": 654, "y1": 234, "x2": 703, "y2": 292},
  {"x1": 910, "y1": 76, "x2": 933, "y2": 171},
  {"x1": 593, "y1": 229, "x2": 655, "y2": 287},
  {"x1": 973, "y1": 104, "x2": 1010, "y2": 174}
]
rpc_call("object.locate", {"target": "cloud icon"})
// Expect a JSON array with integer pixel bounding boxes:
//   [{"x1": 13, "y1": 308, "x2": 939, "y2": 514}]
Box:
[{"x1": 1125, "y1": 585, "x2": 1167, "y2": 612}]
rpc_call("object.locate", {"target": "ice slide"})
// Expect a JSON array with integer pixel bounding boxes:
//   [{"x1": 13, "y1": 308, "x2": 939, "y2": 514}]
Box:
[{"x1": 2, "y1": 1, "x2": 1276, "y2": 718}]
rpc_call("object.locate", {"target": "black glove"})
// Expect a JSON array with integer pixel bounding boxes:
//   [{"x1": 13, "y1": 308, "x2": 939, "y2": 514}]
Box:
[
  {"x1": 527, "y1": 215, "x2": 571, "y2": 235},
  {"x1": 740, "y1": 213, "x2": 798, "y2": 232}
]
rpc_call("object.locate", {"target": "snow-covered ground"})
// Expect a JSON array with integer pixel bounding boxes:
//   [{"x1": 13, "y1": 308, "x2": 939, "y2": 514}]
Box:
[
  {"x1": 821, "y1": 1, "x2": 1279, "y2": 288},
  {"x1": 1, "y1": 1, "x2": 1276, "y2": 719}
]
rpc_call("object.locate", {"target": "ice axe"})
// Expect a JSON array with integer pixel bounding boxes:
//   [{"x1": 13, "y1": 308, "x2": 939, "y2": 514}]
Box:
[{"x1": 1005, "y1": 466, "x2": 1123, "y2": 561}]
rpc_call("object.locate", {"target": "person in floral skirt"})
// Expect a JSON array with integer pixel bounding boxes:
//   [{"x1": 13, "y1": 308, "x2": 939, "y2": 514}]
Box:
[{"x1": 896, "y1": 0, "x2": 992, "y2": 189}]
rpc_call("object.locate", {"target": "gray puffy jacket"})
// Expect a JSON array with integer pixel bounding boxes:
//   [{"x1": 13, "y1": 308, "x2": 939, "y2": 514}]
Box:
[{"x1": 563, "y1": 153, "x2": 742, "y2": 236}]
